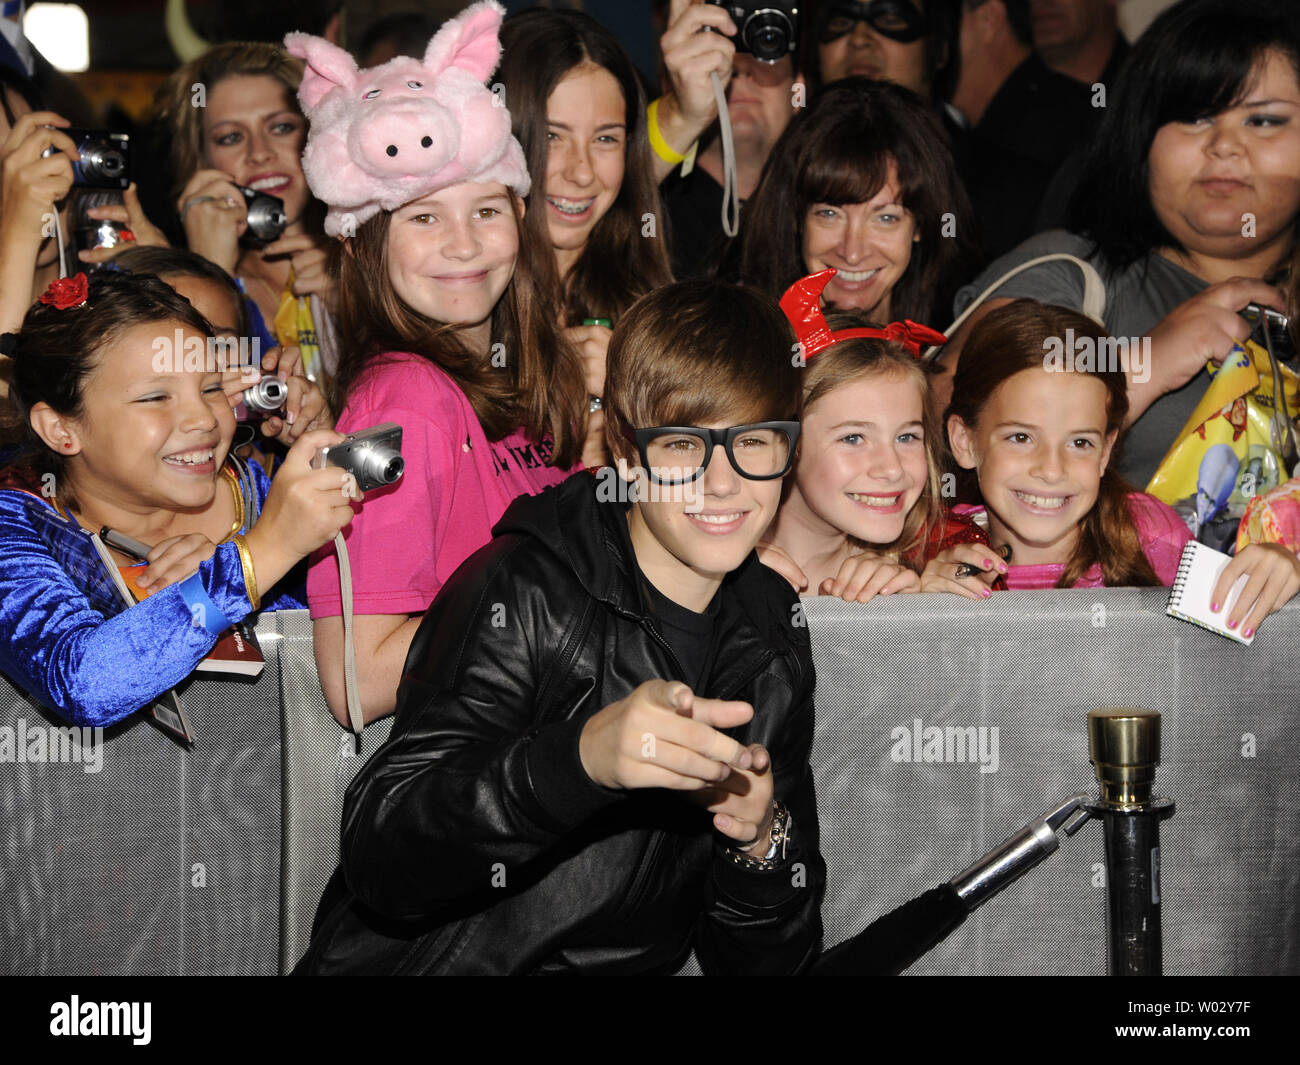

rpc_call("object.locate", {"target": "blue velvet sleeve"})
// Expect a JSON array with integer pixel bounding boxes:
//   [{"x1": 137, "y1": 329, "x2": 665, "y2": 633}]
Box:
[{"x1": 0, "y1": 491, "x2": 257, "y2": 728}]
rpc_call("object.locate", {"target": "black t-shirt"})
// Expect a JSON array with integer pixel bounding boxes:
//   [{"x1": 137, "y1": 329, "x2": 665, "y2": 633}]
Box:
[
  {"x1": 660, "y1": 162, "x2": 732, "y2": 281},
  {"x1": 614, "y1": 507, "x2": 720, "y2": 691},
  {"x1": 957, "y1": 54, "x2": 1095, "y2": 261}
]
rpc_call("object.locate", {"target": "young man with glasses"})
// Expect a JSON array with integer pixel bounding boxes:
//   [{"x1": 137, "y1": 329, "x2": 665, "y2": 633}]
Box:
[{"x1": 299, "y1": 280, "x2": 825, "y2": 975}]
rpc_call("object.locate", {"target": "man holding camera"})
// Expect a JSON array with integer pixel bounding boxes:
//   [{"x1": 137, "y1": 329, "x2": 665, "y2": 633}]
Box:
[{"x1": 652, "y1": 0, "x2": 804, "y2": 277}]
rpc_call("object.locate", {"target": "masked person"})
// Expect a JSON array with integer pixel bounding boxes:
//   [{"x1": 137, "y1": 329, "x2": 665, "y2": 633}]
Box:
[{"x1": 809, "y1": 0, "x2": 960, "y2": 102}]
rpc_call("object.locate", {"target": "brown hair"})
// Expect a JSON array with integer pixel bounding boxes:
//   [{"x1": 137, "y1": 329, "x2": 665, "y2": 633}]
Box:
[
  {"x1": 605, "y1": 280, "x2": 798, "y2": 460},
  {"x1": 330, "y1": 199, "x2": 587, "y2": 468},
  {"x1": 499, "y1": 9, "x2": 673, "y2": 325},
  {"x1": 801, "y1": 312, "x2": 944, "y2": 571},
  {"x1": 4, "y1": 271, "x2": 213, "y2": 497},
  {"x1": 155, "y1": 42, "x2": 305, "y2": 197},
  {"x1": 727, "y1": 78, "x2": 978, "y2": 325},
  {"x1": 945, "y1": 299, "x2": 1160, "y2": 588}
]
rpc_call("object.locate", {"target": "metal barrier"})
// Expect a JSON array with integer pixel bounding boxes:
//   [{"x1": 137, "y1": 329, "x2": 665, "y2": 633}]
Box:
[{"x1": 3, "y1": 591, "x2": 1297, "y2": 975}]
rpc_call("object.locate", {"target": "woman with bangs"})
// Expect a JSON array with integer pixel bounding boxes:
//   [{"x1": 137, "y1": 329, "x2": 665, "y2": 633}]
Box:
[
  {"x1": 497, "y1": 9, "x2": 673, "y2": 465},
  {"x1": 726, "y1": 77, "x2": 977, "y2": 329},
  {"x1": 156, "y1": 42, "x2": 339, "y2": 382},
  {"x1": 939, "y1": 0, "x2": 1300, "y2": 489}
]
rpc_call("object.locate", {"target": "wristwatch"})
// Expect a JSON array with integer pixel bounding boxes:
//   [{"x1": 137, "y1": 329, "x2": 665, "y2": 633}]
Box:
[{"x1": 725, "y1": 800, "x2": 791, "y2": 870}]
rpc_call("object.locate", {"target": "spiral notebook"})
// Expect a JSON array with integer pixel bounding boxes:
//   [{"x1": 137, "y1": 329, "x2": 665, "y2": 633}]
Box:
[{"x1": 1166, "y1": 541, "x2": 1254, "y2": 645}]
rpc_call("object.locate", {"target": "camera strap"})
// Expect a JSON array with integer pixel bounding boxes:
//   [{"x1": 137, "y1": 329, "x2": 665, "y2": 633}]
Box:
[
  {"x1": 334, "y1": 531, "x2": 366, "y2": 739},
  {"x1": 712, "y1": 70, "x2": 740, "y2": 239}
]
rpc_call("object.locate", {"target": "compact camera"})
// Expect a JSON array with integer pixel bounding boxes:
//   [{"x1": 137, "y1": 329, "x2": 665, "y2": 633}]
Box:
[
  {"x1": 707, "y1": 2, "x2": 799, "y2": 63},
  {"x1": 42, "y1": 129, "x2": 130, "y2": 188},
  {"x1": 312, "y1": 422, "x2": 405, "y2": 493},
  {"x1": 1241, "y1": 303, "x2": 1295, "y2": 363},
  {"x1": 242, "y1": 375, "x2": 288, "y2": 414},
  {"x1": 235, "y1": 185, "x2": 288, "y2": 244},
  {"x1": 70, "y1": 189, "x2": 129, "y2": 263}
]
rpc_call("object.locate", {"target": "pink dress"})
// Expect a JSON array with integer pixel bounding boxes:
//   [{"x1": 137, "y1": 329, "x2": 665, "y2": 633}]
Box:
[
  {"x1": 307, "y1": 352, "x2": 577, "y2": 618},
  {"x1": 955, "y1": 493, "x2": 1192, "y2": 590}
]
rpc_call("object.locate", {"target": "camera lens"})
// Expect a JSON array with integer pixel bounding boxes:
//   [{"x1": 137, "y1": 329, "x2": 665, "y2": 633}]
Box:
[
  {"x1": 80, "y1": 139, "x2": 126, "y2": 184},
  {"x1": 357, "y1": 445, "x2": 405, "y2": 487},
  {"x1": 743, "y1": 12, "x2": 791, "y2": 62},
  {"x1": 244, "y1": 376, "x2": 288, "y2": 413},
  {"x1": 243, "y1": 191, "x2": 288, "y2": 243}
]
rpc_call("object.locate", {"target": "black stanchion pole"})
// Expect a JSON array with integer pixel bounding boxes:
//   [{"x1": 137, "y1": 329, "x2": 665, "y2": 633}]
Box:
[{"x1": 1084, "y1": 708, "x2": 1175, "y2": 976}]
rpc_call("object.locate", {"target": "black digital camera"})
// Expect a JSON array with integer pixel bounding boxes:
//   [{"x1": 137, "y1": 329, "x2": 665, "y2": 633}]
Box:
[
  {"x1": 42, "y1": 129, "x2": 130, "y2": 189},
  {"x1": 1241, "y1": 303, "x2": 1296, "y2": 363},
  {"x1": 707, "y1": 2, "x2": 799, "y2": 63}
]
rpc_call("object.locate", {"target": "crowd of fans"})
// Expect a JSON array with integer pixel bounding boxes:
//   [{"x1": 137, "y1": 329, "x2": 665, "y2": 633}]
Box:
[{"x1": 1, "y1": 0, "x2": 1298, "y2": 975}]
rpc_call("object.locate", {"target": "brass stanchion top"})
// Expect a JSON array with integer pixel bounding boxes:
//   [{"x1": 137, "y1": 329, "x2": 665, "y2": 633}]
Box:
[{"x1": 1089, "y1": 708, "x2": 1161, "y2": 808}]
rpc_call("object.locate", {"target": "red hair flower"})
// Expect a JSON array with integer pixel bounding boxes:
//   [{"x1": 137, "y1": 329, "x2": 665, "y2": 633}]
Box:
[{"x1": 39, "y1": 273, "x2": 89, "y2": 310}]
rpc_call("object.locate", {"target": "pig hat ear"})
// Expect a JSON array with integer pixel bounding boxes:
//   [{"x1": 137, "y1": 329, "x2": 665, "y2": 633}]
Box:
[
  {"x1": 283, "y1": 32, "x2": 358, "y2": 113},
  {"x1": 423, "y1": 0, "x2": 506, "y2": 81}
]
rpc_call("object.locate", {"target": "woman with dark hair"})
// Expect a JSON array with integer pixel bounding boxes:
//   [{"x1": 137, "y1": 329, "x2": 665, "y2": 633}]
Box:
[
  {"x1": 728, "y1": 77, "x2": 977, "y2": 327},
  {"x1": 939, "y1": 0, "x2": 1300, "y2": 488},
  {"x1": 498, "y1": 8, "x2": 673, "y2": 463}
]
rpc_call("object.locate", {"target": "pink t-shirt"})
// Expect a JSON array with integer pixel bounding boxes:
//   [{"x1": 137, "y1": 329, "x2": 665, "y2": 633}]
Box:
[
  {"x1": 307, "y1": 352, "x2": 576, "y2": 618},
  {"x1": 956, "y1": 492, "x2": 1192, "y2": 590}
]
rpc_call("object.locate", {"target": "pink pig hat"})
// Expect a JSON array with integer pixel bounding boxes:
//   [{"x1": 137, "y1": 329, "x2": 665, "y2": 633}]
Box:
[{"x1": 284, "y1": 0, "x2": 529, "y2": 237}]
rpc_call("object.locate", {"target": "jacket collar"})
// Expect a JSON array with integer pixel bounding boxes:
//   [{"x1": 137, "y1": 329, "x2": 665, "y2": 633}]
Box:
[{"x1": 494, "y1": 472, "x2": 799, "y2": 686}]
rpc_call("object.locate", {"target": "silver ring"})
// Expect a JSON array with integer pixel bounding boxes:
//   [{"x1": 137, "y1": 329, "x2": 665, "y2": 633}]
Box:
[{"x1": 589, "y1": 396, "x2": 603, "y2": 413}]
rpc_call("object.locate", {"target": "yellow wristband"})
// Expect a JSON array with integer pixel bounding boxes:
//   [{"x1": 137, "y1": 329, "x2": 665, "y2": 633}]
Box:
[
  {"x1": 232, "y1": 534, "x2": 261, "y2": 612},
  {"x1": 647, "y1": 97, "x2": 690, "y2": 166}
]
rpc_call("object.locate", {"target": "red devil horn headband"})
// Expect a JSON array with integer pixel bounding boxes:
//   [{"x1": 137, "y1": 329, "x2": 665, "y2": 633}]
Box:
[{"x1": 779, "y1": 269, "x2": 947, "y2": 360}]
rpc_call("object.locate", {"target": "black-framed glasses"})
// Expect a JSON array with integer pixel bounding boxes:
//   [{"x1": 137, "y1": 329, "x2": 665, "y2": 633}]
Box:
[{"x1": 621, "y1": 421, "x2": 801, "y2": 485}]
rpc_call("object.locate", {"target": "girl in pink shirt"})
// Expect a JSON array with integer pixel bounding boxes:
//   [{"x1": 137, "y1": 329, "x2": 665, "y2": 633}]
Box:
[
  {"x1": 945, "y1": 300, "x2": 1192, "y2": 591},
  {"x1": 292, "y1": 9, "x2": 589, "y2": 724}
]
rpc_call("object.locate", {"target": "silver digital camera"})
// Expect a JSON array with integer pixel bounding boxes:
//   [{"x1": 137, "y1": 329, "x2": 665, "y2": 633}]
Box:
[
  {"x1": 235, "y1": 184, "x2": 288, "y2": 244},
  {"x1": 312, "y1": 422, "x2": 405, "y2": 493},
  {"x1": 243, "y1": 375, "x2": 288, "y2": 414}
]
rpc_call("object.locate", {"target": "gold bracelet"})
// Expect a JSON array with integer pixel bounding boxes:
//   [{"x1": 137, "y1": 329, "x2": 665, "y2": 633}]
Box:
[
  {"x1": 647, "y1": 97, "x2": 690, "y2": 166},
  {"x1": 232, "y1": 534, "x2": 261, "y2": 612}
]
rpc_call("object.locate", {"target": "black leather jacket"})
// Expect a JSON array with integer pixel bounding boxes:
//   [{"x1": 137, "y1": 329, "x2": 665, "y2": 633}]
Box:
[{"x1": 299, "y1": 472, "x2": 825, "y2": 974}]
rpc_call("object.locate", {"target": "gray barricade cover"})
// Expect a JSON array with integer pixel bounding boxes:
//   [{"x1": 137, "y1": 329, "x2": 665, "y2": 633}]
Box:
[
  {"x1": 3, "y1": 594, "x2": 1298, "y2": 974},
  {"x1": 0, "y1": 636, "x2": 284, "y2": 976}
]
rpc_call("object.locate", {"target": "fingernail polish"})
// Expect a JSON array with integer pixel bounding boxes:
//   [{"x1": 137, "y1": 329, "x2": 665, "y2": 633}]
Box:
[
  {"x1": 1243, "y1": 628, "x2": 1253, "y2": 638},
  {"x1": 1210, "y1": 601, "x2": 1219, "y2": 612},
  {"x1": 981, "y1": 588, "x2": 991, "y2": 598},
  {"x1": 983, "y1": 559, "x2": 992, "y2": 568},
  {"x1": 1227, "y1": 618, "x2": 1237, "y2": 628}
]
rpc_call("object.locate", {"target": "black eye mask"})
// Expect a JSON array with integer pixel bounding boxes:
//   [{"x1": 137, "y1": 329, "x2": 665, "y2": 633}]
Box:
[{"x1": 819, "y1": 0, "x2": 928, "y2": 45}]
